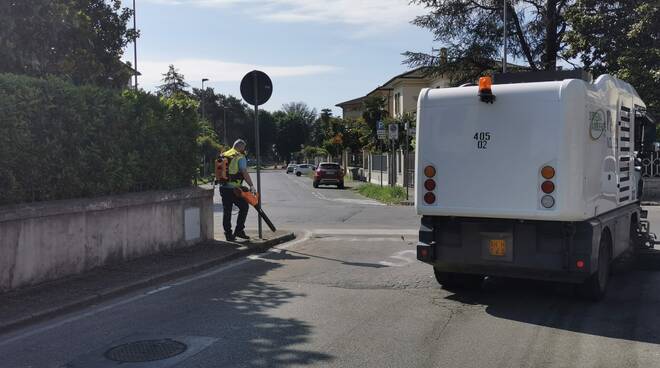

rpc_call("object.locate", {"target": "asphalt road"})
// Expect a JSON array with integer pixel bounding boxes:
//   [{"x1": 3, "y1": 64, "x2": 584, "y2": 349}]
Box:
[{"x1": 2, "y1": 171, "x2": 660, "y2": 368}]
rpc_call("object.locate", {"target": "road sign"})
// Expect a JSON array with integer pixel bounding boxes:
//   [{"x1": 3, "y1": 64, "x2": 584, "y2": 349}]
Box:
[
  {"x1": 240, "y1": 70, "x2": 273, "y2": 106},
  {"x1": 239, "y1": 70, "x2": 274, "y2": 239},
  {"x1": 389, "y1": 123, "x2": 399, "y2": 140},
  {"x1": 377, "y1": 120, "x2": 386, "y2": 140}
]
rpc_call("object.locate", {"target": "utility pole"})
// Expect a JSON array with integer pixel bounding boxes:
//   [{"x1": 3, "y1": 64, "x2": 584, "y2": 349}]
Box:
[
  {"x1": 133, "y1": 0, "x2": 138, "y2": 90},
  {"x1": 222, "y1": 105, "x2": 228, "y2": 145},
  {"x1": 503, "y1": 0, "x2": 508, "y2": 73},
  {"x1": 201, "y1": 78, "x2": 209, "y2": 120}
]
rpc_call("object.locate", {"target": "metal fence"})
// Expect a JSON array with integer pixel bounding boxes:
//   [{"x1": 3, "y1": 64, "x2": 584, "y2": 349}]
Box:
[
  {"x1": 404, "y1": 152, "x2": 415, "y2": 188},
  {"x1": 641, "y1": 152, "x2": 660, "y2": 178},
  {"x1": 371, "y1": 154, "x2": 388, "y2": 172},
  {"x1": 347, "y1": 152, "x2": 363, "y2": 167}
]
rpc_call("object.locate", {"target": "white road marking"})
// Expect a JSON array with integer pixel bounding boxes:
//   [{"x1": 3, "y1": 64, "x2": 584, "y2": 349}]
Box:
[
  {"x1": 379, "y1": 250, "x2": 417, "y2": 267},
  {"x1": 0, "y1": 231, "x2": 312, "y2": 347},
  {"x1": 315, "y1": 237, "x2": 407, "y2": 242},
  {"x1": 312, "y1": 229, "x2": 418, "y2": 236},
  {"x1": 329, "y1": 198, "x2": 385, "y2": 206},
  {"x1": 286, "y1": 174, "x2": 385, "y2": 206},
  {"x1": 0, "y1": 260, "x2": 250, "y2": 347},
  {"x1": 145, "y1": 285, "x2": 172, "y2": 295}
]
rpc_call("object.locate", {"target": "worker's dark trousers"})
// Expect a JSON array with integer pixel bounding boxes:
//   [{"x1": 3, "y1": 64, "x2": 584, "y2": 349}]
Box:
[{"x1": 220, "y1": 187, "x2": 248, "y2": 235}]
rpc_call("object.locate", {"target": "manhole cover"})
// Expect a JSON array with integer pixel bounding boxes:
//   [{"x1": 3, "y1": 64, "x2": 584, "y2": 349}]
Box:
[{"x1": 104, "y1": 339, "x2": 187, "y2": 363}]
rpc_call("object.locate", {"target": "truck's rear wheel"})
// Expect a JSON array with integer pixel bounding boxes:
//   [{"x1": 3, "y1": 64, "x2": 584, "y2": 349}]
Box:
[
  {"x1": 433, "y1": 268, "x2": 483, "y2": 290},
  {"x1": 578, "y1": 233, "x2": 611, "y2": 301}
]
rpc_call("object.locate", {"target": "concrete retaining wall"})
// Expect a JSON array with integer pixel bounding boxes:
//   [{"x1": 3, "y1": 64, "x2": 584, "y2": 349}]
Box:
[
  {"x1": 0, "y1": 188, "x2": 214, "y2": 291},
  {"x1": 643, "y1": 178, "x2": 660, "y2": 202}
]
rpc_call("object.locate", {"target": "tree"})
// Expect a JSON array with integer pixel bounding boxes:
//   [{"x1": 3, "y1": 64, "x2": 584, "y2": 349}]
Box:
[
  {"x1": 158, "y1": 65, "x2": 189, "y2": 97},
  {"x1": 0, "y1": 0, "x2": 137, "y2": 88},
  {"x1": 361, "y1": 96, "x2": 388, "y2": 151},
  {"x1": 404, "y1": 0, "x2": 575, "y2": 84},
  {"x1": 282, "y1": 102, "x2": 317, "y2": 122},
  {"x1": 218, "y1": 94, "x2": 250, "y2": 145},
  {"x1": 245, "y1": 109, "x2": 278, "y2": 160},
  {"x1": 564, "y1": 0, "x2": 659, "y2": 117},
  {"x1": 274, "y1": 104, "x2": 316, "y2": 162},
  {"x1": 300, "y1": 146, "x2": 328, "y2": 161},
  {"x1": 192, "y1": 87, "x2": 221, "y2": 127}
]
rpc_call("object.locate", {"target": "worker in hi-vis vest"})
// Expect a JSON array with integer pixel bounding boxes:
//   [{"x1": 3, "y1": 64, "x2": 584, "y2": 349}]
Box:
[{"x1": 216, "y1": 139, "x2": 256, "y2": 241}]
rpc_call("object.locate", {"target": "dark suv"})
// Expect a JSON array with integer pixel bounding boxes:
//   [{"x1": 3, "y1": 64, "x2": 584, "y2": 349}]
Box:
[{"x1": 313, "y1": 163, "x2": 344, "y2": 189}]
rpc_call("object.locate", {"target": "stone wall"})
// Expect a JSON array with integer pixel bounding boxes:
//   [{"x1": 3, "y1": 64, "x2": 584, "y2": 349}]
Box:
[{"x1": 0, "y1": 188, "x2": 214, "y2": 291}]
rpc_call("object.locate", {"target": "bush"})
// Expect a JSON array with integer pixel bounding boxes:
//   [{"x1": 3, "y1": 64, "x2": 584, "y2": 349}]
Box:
[
  {"x1": 0, "y1": 73, "x2": 201, "y2": 205},
  {"x1": 356, "y1": 184, "x2": 407, "y2": 204}
]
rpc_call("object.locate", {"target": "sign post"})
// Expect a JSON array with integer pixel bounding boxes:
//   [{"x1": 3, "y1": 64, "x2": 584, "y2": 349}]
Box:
[
  {"x1": 377, "y1": 121, "x2": 386, "y2": 187},
  {"x1": 388, "y1": 123, "x2": 399, "y2": 187},
  {"x1": 240, "y1": 70, "x2": 273, "y2": 239},
  {"x1": 404, "y1": 122, "x2": 409, "y2": 198}
]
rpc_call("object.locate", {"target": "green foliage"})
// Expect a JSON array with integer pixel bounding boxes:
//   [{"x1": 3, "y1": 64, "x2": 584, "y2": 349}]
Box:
[
  {"x1": 0, "y1": 73, "x2": 200, "y2": 206},
  {"x1": 274, "y1": 102, "x2": 317, "y2": 161},
  {"x1": 387, "y1": 113, "x2": 416, "y2": 151},
  {"x1": 361, "y1": 96, "x2": 388, "y2": 151},
  {"x1": 356, "y1": 184, "x2": 406, "y2": 204},
  {"x1": 158, "y1": 65, "x2": 190, "y2": 98},
  {"x1": 197, "y1": 119, "x2": 222, "y2": 167},
  {"x1": 404, "y1": 1, "x2": 574, "y2": 85},
  {"x1": 0, "y1": 0, "x2": 136, "y2": 88},
  {"x1": 300, "y1": 146, "x2": 328, "y2": 160},
  {"x1": 564, "y1": 0, "x2": 659, "y2": 117}
]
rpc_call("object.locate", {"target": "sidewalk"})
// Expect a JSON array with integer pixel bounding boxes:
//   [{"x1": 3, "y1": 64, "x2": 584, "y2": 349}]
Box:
[{"x1": 0, "y1": 230, "x2": 294, "y2": 334}]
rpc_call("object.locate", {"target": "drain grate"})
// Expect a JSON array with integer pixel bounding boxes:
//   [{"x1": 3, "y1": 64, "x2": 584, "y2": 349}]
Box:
[{"x1": 104, "y1": 339, "x2": 187, "y2": 363}]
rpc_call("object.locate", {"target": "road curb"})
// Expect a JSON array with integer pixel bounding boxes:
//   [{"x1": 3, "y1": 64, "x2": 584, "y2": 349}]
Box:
[{"x1": 0, "y1": 232, "x2": 296, "y2": 335}]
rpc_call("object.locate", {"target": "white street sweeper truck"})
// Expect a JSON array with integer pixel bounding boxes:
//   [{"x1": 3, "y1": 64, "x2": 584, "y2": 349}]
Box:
[{"x1": 415, "y1": 70, "x2": 657, "y2": 300}]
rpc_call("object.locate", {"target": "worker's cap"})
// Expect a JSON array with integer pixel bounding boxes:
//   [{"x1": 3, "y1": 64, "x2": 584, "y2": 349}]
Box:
[{"x1": 233, "y1": 139, "x2": 247, "y2": 148}]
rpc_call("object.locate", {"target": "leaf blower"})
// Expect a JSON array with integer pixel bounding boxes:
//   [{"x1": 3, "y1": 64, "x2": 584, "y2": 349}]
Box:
[{"x1": 233, "y1": 186, "x2": 277, "y2": 232}]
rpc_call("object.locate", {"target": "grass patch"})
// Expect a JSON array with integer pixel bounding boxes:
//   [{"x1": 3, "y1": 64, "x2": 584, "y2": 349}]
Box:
[{"x1": 355, "y1": 183, "x2": 406, "y2": 204}]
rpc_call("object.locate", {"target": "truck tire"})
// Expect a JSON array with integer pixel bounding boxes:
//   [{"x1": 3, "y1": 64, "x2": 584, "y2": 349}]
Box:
[
  {"x1": 313, "y1": 181, "x2": 319, "y2": 188},
  {"x1": 433, "y1": 268, "x2": 483, "y2": 290},
  {"x1": 296, "y1": 172, "x2": 302, "y2": 177},
  {"x1": 578, "y1": 233, "x2": 611, "y2": 301}
]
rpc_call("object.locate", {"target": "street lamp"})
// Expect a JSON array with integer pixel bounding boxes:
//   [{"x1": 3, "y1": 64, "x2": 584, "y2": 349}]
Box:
[
  {"x1": 201, "y1": 78, "x2": 209, "y2": 120},
  {"x1": 132, "y1": 0, "x2": 138, "y2": 90},
  {"x1": 220, "y1": 103, "x2": 230, "y2": 145}
]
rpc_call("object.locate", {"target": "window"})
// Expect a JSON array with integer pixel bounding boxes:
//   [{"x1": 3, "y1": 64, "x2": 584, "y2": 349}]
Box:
[
  {"x1": 320, "y1": 164, "x2": 340, "y2": 170},
  {"x1": 394, "y1": 92, "x2": 401, "y2": 116}
]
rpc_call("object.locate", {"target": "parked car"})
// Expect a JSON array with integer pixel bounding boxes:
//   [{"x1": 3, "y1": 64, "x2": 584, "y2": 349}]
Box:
[
  {"x1": 286, "y1": 164, "x2": 296, "y2": 174},
  {"x1": 294, "y1": 164, "x2": 314, "y2": 176},
  {"x1": 313, "y1": 163, "x2": 344, "y2": 189}
]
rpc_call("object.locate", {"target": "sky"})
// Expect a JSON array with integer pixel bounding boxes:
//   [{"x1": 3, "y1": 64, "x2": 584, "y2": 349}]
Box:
[{"x1": 121, "y1": 0, "x2": 437, "y2": 114}]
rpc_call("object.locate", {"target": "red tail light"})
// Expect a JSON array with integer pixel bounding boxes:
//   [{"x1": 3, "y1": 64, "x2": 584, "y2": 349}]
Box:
[
  {"x1": 424, "y1": 192, "x2": 436, "y2": 204},
  {"x1": 424, "y1": 179, "x2": 436, "y2": 191},
  {"x1": 541, "y1": 181, "x2": 555, "y2": 194}
]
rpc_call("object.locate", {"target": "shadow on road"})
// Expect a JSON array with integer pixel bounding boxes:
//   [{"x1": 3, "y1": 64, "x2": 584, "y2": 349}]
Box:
[
  {"x1": 444, "y1": 270, "x2": 660, "y2": 346},
  {"x1": 265, "y1": 249, "x2": 388, "y2": 269},
  {"x1": 182, "y1": 256, "x2": 334, "y2": 367}
]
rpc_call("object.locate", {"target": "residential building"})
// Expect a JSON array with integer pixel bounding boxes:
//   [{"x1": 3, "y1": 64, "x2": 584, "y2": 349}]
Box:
[{"x1": 336, "y1": 66, "x2": 451, "y2": 119}]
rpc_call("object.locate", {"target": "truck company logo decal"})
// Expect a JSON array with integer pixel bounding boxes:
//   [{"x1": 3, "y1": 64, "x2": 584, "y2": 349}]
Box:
[{"x1": 589, "y1": 109, "x2": 606, "y2": 140}]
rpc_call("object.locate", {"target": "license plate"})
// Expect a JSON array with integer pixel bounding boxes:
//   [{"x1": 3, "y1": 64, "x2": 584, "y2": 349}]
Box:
[
  {"x1": 326, "y1": 171, "x2": 336, "y2": 175},
  {"x1": 488, "y1": 239, "x2": 506, "y2": 257}
]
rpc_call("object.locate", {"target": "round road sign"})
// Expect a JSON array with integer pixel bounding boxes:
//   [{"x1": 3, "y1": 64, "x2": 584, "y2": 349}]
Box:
[{"x1": 240, "y1": 70, "x2": 273, "y2": 106}]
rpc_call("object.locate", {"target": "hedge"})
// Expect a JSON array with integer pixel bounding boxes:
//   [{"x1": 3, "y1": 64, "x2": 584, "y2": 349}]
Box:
[{"x1": 0, "y1": 73, "x2": 200, "y2": 206}]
